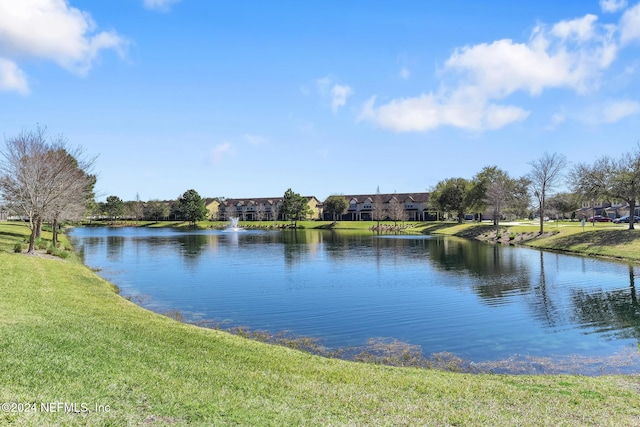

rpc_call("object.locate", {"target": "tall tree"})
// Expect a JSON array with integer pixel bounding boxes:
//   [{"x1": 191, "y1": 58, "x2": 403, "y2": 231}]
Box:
[
  {"x1": 527, "y1": 152, "x2": 568, "y2": 234},
  {"x1": 0, "y1": 126, "x2": 95, "y2": 253},
  {"x1": 104, "y1": 195, "x2": 125, "y2": 223},
  {"x1": 505, "y1": 176, "x2": 531, "y2": 220},
  {"x1": 430, "y1": 177, "x2": 475, "y2": 223},
  {"x1": 144, "y1": 200, "x2": 170, "y2": 222},
  {"x1": 46, "y1": 152, "x2": 96, "y2": 246},
  {"x1": 371, "y1": 189, "x2": 387, "y2": 233},
  {"x1": 324, "y1": 195, "x2": 348, "y2": 221},
  {"x1": 472, "y1": 166, "x2": 524, "y2": 228},
  {"x1": 546, "y1": 192, "x2": 581, "y2": 220},
  {"x1": 279, "y1": 188, "x2": 310, "y2": 228},
  {"x1": 177, "y1": 189, "x2": 208, "y2": 226},
  {"x1": 388, "y1": 197, "x2": 406, "y2": 226},
  {"x1": 571, "y1": 145, "x2": 640, "y2": 230}
]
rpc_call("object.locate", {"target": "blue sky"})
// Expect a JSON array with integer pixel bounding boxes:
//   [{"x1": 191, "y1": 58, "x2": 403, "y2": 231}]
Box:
[{"x1": 1, "y1": 0, "x2": 639, "y2": 202}]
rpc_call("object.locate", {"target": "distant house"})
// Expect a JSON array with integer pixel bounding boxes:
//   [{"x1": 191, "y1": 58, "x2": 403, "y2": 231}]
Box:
[
  {"x1": 326, "y1": 192, "x2": 434, "y2": 221},
  {"x1": 219, "y1": 196, "x2": 322, "y2": 221},
  {"x1": 0, "y1": 205, "x2": 7, "y2": 222},
  {"x1": 575, "y1": 200, "x2": 631, "y2": 220},
  {"x1": 204, "y1": 198, "x2": 220, "y2": 220}
]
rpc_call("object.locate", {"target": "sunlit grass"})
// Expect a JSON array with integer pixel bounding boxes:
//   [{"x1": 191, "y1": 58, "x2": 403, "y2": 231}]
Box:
[{"x1": 1, "y1": 222, "x2": 640, "y2": 425}]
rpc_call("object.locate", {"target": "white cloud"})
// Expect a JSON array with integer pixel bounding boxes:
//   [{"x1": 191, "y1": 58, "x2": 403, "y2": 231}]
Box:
[
  {"x1": 600, "y1": 0, "x2": 627, "y2": 13},
  {"x1": 551, "y1": 14, "x2": 598, "y2": 41},
  {"x1": 330, "y1": 84, "x2": 353, "y2": 113},
  {"x1": 358, "y1": 94, "x2": 529, "y2": 132},
  {"x1": 143, "y1": 0, "x2": 181, "y2": 12},
  {"x1": 0, "y1": 58, "x2": 28, "y2": 94},
  {"x1": 601, "y1": 99, "x2": 640, "y2": 122},
  {"x1": 361, "y1": 12, "x2": 620, "y2": 133},
  {"x1": 399, "y1": 67, "x2": 410, "y2": 80},
  {"x1": 0, "y1": 0, "x2": 127, "y2": 93},
  {"x1": 315, "y1": 76, "x2": 353, "y2": 113},
  {"x1": 620, "y1": 2, "x2": 640, "y2": 44},
  {"x1": 545, "y1": 111, "x2": 566, "y2": 130},
  {"x1": 211, "y1": 142, "x2": 233, "y2": 164}
]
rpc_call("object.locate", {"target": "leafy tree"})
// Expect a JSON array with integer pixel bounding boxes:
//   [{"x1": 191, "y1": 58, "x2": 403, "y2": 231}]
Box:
[
  {"x1": 143, "y1": 200, "x2": 170, "y2": 222},
  {"x1": 430, "y1": 177, "x2": 476, "y2": 223},
  {"x1": 471, "y1": 166, "x2": 505, "y2": 224},
  {"x1": 571, "y1": 145, "x2": 640, "y2": 230},
  {"x1": 104, "y1": 195, "x2": 125, "y2": 222},
  {"x1": 279, "y1": 188, "x2": 311, "y2": 228},
  {"x1": 177, "y1": 189, "x2": 208, "y2": 226},
  {"x1": 528, "y1": 152, "x2": 568, "y2": 234},
  {"x1": 472, "y1": 166, "x2": 527, "y2": 228},
  {"x1": 504, "y1": 176, "x2": 531, "y2": 220},
  {"x1": 0, "y1": 126, "x2": 95, "y2": 252},
  {"x1": 324, "y1": 195, "x2": 348, "y2": 221},
  {"x1": 546, "y1": 192, "x2": 581, "y2": 220}
]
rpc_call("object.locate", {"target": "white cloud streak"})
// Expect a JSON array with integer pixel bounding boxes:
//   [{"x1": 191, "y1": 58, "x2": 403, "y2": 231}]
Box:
[
  {"x1": 143, "y1": 0, "x2": 181, "y2": 12},
  {"x1": 360, "y1": 12, "x2": 623, "y2": 133},
  {"x1": 600, "y1": 0, "x2": 627, "y2": 13},
  {"x1": 601, "y1": 99, "x2": 640, "y2": 122},
  {"x1": 620, "y1": 2, "x2": 640, "y2": 44},
  {"x1": 315, "y1": 76, "x2": 353, "y2": 113},
  {"x1": 330, "y1": 84, "x2": 353, "y2": 113},
  {"x1": 211, "y1": 142, "x2": 233, "y2": 164},
  {"x1": 0, "y1": 58, "x2": 28, "y2": 94},
  {"x1": 0, "y1": 0, "x2": 127, "y2": 94},
  {"x1": 244, "y1": 134, "x2": 268, "y2": 146}
]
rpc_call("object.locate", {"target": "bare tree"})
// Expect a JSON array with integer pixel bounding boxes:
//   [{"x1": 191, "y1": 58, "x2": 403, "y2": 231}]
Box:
[
  {"x1": 0, "y1": 126, "x2": 95, "y2": 252},
  {"x1": 527, "y1": 152, "x2": 568, "y2": 234},
  {"x1": 388, "y1": 197, "x2": 406, "y2": 226},
  {"x1": 485, "y1": 178, "x2": 512, "y2": 229},
  {"x1": 472, "y1": 166, "x2": 513, "y2": 228},
  {"x1": 571, "y1": 145, "x2": 640, "y2": 230},
  {"x1": 46, "y1": 152, "x2": 95, "y2": 246},
  {"x1": 255, "y1": 203, "x2": 266, "y2": 225},
  {"x1": 371, "y1": 191, "x2": 387, "y2": 234}
]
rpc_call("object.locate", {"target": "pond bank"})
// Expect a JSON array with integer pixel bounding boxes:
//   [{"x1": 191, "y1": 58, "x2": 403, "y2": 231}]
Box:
[
  {"x1": 1, "y1": 221, "x2": 640, "y2": 425},
  {"x1": 419, "y1": 221, "x2": 640, "y2": 264}
]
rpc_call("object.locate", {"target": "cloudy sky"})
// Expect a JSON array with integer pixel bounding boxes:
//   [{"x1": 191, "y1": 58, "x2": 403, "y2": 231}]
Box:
[{"x1": 1, "y1": 0, "x2": 639, "y2": 201}]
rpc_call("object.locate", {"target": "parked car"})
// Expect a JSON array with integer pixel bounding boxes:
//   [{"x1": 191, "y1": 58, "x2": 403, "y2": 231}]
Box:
[
  {"x1": 613, "y1": 215, "x2": 640, "y2": 223},
  {"x1": 588, "y1": 215, "x2": 612, "y2": 222}
]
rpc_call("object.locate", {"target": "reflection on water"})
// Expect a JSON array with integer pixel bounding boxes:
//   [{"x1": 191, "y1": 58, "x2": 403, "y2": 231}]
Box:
[{"x1": 69, "y1": 227, "x2": 640, "y2": 374}]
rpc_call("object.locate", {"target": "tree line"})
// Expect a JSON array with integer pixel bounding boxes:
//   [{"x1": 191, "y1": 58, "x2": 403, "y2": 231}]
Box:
[
  {"x1": 95, "y1": 187, "x2": 313, "y2": 229},
  {"x1": 427, "y1": 147, "x2": 640, "y2": 233},
  {"x1": 3, "y1": 125, "x2": 640, "y2": 243}
]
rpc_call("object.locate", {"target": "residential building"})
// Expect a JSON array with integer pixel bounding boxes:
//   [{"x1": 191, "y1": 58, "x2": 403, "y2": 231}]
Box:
[
  {"x1": 204, "y1": 198, "x2": 220, "y2": 220},
  {"x1": 325, "y1": 192, "x2": 434, "y2": 221},
  {"x1": 575, "y1": 199, "x2": 631, "y2": 219},
  {"x1": 219, "y1": 196, "x2": 323, "y2": 221}
]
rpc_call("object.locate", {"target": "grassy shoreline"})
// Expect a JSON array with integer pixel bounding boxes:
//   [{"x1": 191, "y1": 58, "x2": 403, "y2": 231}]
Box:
[{"x1": 1, "y1": 221, "x2": 640, "y2": 425}]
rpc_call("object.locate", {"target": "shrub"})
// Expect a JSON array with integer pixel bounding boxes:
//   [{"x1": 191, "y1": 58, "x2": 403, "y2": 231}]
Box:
[
  {"x1": 14, "y1": 242, "x2": 24, "y2": 253},
  {"x1": 35, "y1": 238, "x2": 48, "y2": 250}
]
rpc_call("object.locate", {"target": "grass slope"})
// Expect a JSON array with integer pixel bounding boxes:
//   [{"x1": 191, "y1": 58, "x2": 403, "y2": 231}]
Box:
[
  {"x1": 1, "y1": 222, "x2": 640, "y2": 426},
  {"x1": 424, "y1": 220, "x2": 640, "y2": 263}
]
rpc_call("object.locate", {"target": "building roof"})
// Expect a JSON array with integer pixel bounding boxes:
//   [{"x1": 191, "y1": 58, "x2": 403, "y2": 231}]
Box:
[
  {"x1": 334, "y1": 192, "x2": 430, "y2": 204},
  {"x1": 222, "y1": 196, "x2": 319, "y2": 207}
]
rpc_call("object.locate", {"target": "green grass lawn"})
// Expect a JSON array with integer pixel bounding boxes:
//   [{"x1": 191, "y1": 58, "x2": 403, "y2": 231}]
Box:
[{"x1": 1, "y1": 221, "x2": 640, "y2": 425}]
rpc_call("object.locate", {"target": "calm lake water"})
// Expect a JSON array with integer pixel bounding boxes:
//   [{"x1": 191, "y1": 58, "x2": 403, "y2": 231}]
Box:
[{"x1": 69, "y1": 226, "x2": 640, "y2": 374}]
